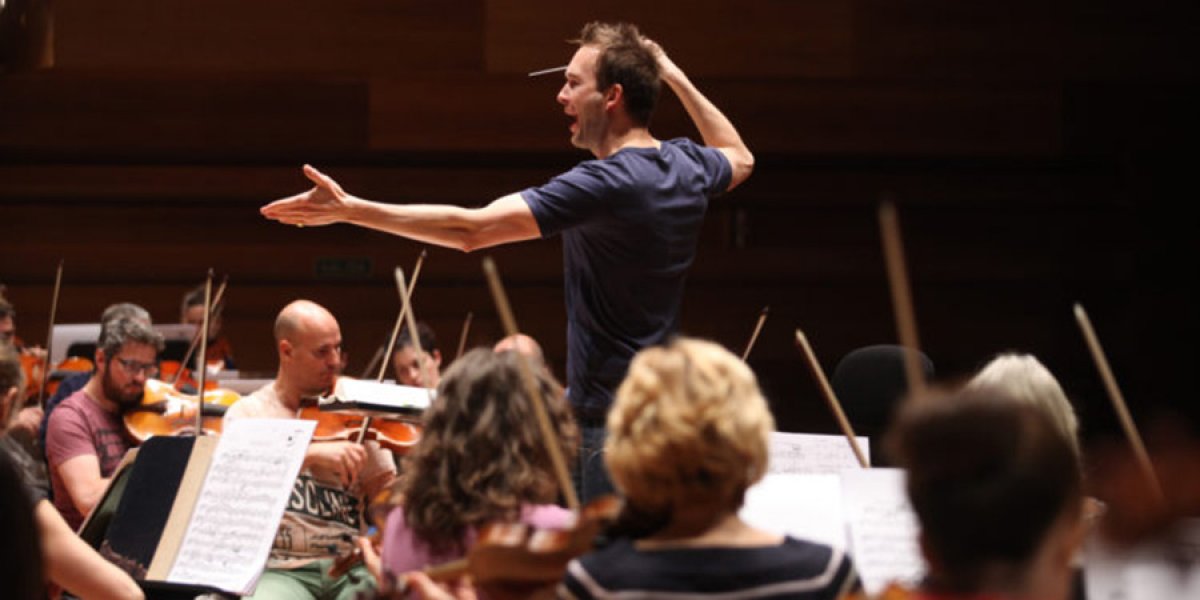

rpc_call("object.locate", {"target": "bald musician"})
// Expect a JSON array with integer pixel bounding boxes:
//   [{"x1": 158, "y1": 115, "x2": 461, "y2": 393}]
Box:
[
  {"x1": 224, "y1": 300, "x2": 395, "y2": 599},
  {"x1": 493, "y1": 333, "x2": 545, "y2": 365},
  {"x1": 263, "y1": 22, "x2": 752, "y2": 502}
]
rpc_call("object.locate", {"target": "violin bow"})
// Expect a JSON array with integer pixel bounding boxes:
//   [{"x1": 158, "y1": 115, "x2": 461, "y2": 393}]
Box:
[
  {"x1": 193, "y1": 269, "x2": 215, "y2": 437},
  {"x1": 483, "y1": 257, "x2": 580, "y2": 512},
  {"x1": 395, "y1": 266, "x2": 436, "y2": 402},
  {"x1": 358, "y1": 345, "x2": 386, "y2": 380},
  {"x1": 454, "y1": 311, "x2": 474, "y2": 361},
  {"x1": 170, "y1": 274, "x2": 229, "y2": 387},
  {"x1": 376, "y1": 249, "x2": 427, "y2": 383},
  {"x1": 794, "y1": 328, "x2": 870, "y2": 468},
  {"x1": 36, "y1": 260, "x2": 64, "y2": 408},
  {"x1": 1074, "y1": 303, "x2": 1164, "y2": 503},
  {"x1": 741, "y1": 306, "x2": 769, "y2": 362},
  {"x1": 879, "y1": 200, "x2": 926, "y2": 399}
]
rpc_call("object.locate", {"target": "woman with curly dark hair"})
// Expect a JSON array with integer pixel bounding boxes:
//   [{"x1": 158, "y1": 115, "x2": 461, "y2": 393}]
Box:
[{"x1": 378, "y1": 347, "x2": 579, "y2": 575}]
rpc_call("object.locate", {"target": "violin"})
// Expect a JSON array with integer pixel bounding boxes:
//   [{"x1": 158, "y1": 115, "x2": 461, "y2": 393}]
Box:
[
  {"x1": 20, "y1": 354, "x2": 93, "y2": 402},
  {"x1": 426, "y1": 495, "x2": 622, "y2": 588},
  {"x1": 158, "y1": 360, "x2": 220, "y2": 393},
  {"x1": 18, "y1": 348, "x2": 46, "y2": 402},
  {"x1": 123, "y1": 378, "x2": 240, "y2": 441},
  {"x1": 365, "y1": 496, "x2": 623, "y2": 598},
  {"x1": 298, "y1": 402, "x2": 421, "y2": 455}
]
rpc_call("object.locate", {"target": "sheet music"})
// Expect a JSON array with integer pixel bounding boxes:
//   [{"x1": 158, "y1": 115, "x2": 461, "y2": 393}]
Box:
[
  {"x1": 841, "y1": 468, "x2": 925, "y2": 595},
  {"x1": 1085, "y1": 518, "x2": 1200, "y2": 600},
  {"x1": 741, "y1": 473, "x2": 847, "y2": 550},
  {"x1": 768, "y1": 432, "x2": 870, "y2": 474},
  {"x1": 166, "y1": 419, "x2": 314, "y2": 593},
  {"x1": 329, "y1": 377, "x2": 435, "y2": 412}
]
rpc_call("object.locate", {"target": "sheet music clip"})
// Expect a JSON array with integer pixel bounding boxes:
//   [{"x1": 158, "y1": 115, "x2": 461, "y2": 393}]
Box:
[{"x1": 317, "y1": 378, "x2": 435, "y2": 421}]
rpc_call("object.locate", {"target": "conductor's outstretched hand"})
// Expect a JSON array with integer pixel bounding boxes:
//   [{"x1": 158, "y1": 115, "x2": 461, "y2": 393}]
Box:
[{"x1": 261, "y1": 164, "x2": 351, "y2": 227}]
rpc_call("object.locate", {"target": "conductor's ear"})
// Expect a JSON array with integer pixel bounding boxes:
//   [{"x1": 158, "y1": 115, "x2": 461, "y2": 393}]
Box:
[{"x1": 604, "y1": 83, "x2": 624, "y2": 112}]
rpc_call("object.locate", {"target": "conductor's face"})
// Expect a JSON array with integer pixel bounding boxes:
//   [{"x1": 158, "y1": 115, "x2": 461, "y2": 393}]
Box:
[{"x1": 558, "y1": 45, "x2": 607, "y2": 153}]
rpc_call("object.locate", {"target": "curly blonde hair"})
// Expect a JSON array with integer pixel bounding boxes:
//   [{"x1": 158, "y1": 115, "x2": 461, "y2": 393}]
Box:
[
  {"x1": 397, "y1": 348, "x2": 578, "y2": 555},
  {"x1": 605, "y1": 338, "x2": 774, "y2": 514}
]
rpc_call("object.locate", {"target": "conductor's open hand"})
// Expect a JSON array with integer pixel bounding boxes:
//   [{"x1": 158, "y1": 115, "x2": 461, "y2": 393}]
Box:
[{"x1": 262, "y1": 164, "x2": 352, "y2": 227}]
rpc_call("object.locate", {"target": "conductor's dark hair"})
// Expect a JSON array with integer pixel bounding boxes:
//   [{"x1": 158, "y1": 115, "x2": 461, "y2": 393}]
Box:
[{"x1": 573, "y1": 22, "x2": 661, "y2": 127}]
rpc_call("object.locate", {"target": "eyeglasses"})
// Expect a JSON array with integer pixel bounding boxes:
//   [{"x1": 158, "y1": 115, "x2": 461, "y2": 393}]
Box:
[{"x1": 115, "y1": 357, "x2": 159, "y2": 377}]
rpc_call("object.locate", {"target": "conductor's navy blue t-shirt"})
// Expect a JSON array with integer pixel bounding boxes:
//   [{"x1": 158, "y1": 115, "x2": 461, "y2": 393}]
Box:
[{"x1": 521, "y1": 138, "x2": 731, "y2": 417}]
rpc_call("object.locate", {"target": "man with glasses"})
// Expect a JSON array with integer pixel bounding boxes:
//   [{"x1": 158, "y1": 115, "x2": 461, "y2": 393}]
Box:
[
  {"x1": 44, "y1": 315, "x2": 163, "y2": 529},
  {"x1": 224, "y1": 300, "x2": 395, "y2": 599}
]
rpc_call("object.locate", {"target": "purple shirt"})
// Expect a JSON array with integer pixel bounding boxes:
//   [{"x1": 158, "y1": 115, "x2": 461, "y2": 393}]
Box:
[
  {"x1": 45, "y1": 388, "x2": 131, "y2": 529},
  {"x1": 381, "y1": 503, "x2": 574, "y2": 575}
]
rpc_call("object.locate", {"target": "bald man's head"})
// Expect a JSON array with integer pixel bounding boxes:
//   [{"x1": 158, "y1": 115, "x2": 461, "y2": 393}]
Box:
[
  {"x1": 275, "y1": 300, "x2": 336, "y2": 343},
  {"x1": 274, "y1": 300, "x2": 343, "y2": 396},
  {"x1": 493, "y1": 333, "x2": 545, "y2": 365}
]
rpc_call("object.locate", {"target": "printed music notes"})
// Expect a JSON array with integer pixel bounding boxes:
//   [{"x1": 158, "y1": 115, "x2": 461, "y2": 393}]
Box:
[
  {"x1": 152, "y1": 419, "x2": 314, "y2": 594},
  {"x1": 768, "y1": 431, "x2": 870, "y2": 475}
]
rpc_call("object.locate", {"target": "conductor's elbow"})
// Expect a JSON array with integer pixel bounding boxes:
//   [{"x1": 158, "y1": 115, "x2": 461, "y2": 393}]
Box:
[
  {"x1": 456, "y1": 231, "x2": 489, "y2": 253},
  {"x1": 728, "y1": 149, "x2": 755, "y2": 191}
]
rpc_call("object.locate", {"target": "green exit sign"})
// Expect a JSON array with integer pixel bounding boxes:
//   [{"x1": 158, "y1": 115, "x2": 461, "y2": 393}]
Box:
[{"x1": 314, "y1": 257, "x2": 373, "y2": 280}]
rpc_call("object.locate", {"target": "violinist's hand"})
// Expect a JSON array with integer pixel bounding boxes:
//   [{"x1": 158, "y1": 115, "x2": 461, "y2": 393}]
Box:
[
  {"x1": 403, "y1": 572, "x2": 478, "y2": 600},
  {"x1": 304, "y1": 441, "x2": 367, "y2": 487},
  {"x1": 261, "y1": 164, "x2": 354, "y2": 227},
  {"x1": 355, "y1": 535, "x2": 383, "y2": 587}
]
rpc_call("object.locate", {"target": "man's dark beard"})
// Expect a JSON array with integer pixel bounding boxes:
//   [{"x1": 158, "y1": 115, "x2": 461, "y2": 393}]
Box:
[{"x1": 102, "y1": 368, "x2": 145, "y2": 413}]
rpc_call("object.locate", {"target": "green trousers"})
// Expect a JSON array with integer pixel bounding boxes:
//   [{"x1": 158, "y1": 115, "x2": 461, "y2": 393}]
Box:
[{"x1": 245, "y1": 559, "x2": 376, "y2": 600}]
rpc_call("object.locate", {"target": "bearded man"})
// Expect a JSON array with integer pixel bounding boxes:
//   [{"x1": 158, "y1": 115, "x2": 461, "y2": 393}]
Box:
[{"x1": 45, "y1": 316, "x2": 163, "y2": 529}]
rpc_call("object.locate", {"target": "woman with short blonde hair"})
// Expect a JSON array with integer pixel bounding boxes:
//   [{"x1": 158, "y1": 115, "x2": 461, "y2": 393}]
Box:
[
  {"x1": 967, "y1": 353, "x2": 1081, "y2": 457},
  {"x1": 562, "y1": 337, "x2": 859, "y2": 599}
]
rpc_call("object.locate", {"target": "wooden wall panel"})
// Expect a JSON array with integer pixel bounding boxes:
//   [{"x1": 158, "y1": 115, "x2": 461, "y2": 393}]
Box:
[
  {"x1": 484, "y1": 0, "x2": 855, "y2": 78},
  {"x1": 368, "y1": 76, "x2": 1064, "y2": 156},
  {"x1": 660, "y1": 80, "x2": 1063, "y2": 157},
  {"x1": 0, "y1": 72, "x2": 368, "y2": 158},
  {"x1": 53, "y1": 0, "x2": 484, "y2": 74},
  {"x1": 368, "y1": 74, "x2": 564, "y2": 152},
  {"x1": 0, "y1": 164, "x2": 564, "y2": 203},
  {"x1": 3, "y1": 0, "x2": 1196, "y2": 430}
]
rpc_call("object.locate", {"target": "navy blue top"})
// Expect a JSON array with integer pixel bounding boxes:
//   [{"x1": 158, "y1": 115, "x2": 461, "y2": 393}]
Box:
[
  {"x1": 561, "y1": 536, "x2": 859, "y2": 599},
  {"x1": 521, "y1": 138, "x2": 730, "y2": 417}
]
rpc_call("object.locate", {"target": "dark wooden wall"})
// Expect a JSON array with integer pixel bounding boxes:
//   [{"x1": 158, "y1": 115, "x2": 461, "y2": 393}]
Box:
[{"x1": 2, "y1": 1, "x2": 1197, "y2": 437}]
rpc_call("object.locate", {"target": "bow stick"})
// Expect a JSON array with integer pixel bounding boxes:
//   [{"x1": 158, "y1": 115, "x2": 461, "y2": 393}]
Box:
[
  {"x1": 36, "y1": 260, "x2": 64, "y2": 408},
  {"x1": 454, "y1": 311, "x2": 474, "y2": 361},
  {"x1": 879, "y1": 200, "x2": 926, "y2": 398},
  {"x1": 794, "y1": 329, "x2": 870, "y2": 468},
  {"x1": 171, "y1": 274, "x2": 228, "y2": 387},
  {"x1": 193, "y1": 269, "x2": 215, "y2": 436},
  {"x1": 375, "y1": 250, "x2": 427, "y2": 382},
  {"x1": 741, "y1": 306, "x2": 769, "y2": 362},
  {"x1": 482, "y1": 257, "x2": 580, "y2": 512},
  {"x1": 1074, "y1": 303, "x2": 1163, "y2": 503}
]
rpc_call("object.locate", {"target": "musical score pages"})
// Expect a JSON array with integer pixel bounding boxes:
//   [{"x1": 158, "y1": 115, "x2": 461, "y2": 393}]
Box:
[{"x1": 149, "y1": 419, "x2": 314, "y2": 594}]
